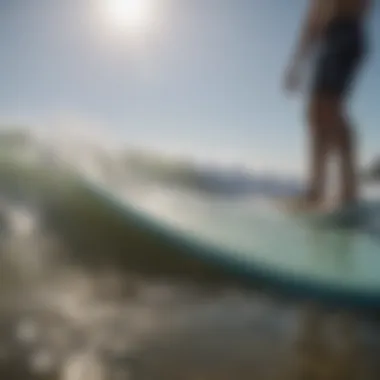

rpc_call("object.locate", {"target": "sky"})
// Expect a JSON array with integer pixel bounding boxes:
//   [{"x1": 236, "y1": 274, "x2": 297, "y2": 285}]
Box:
[{"x1": 0, "y1": 0, "x2": 379, "y2": 176}]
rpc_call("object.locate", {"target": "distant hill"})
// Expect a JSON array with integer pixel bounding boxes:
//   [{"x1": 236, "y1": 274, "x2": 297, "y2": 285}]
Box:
[{"x1": 118, "y1": 150, "x2": 303, "y2": 197}]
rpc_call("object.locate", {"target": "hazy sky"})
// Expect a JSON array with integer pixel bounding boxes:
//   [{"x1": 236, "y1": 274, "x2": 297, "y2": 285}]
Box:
[{"x1": 0, "y1": 0, "x2": 379, "y2": 175}]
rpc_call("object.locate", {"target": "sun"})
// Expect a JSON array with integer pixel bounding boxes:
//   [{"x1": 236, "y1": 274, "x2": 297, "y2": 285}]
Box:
[{"x1": 104, "y1": 0, "x2": 153, "y2": 32}]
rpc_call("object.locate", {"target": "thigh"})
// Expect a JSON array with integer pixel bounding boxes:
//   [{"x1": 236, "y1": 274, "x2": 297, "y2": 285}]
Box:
[{"x1": 307, "y1": 94, "x2": 343, "y2": 138}]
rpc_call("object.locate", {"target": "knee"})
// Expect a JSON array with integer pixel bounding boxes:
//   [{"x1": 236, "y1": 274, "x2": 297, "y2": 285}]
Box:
[
  {"x1": 309, "y1": 97, "x2": 351, "y2": 140},
  {"x1": 328, "y1": 107, "x2": 354, "y2": 146}
]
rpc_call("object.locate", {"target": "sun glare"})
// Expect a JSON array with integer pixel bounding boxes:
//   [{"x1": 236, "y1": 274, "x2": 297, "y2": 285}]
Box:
[{"x1": 104, "y1": 0, "x2": 153, "y2": 32}]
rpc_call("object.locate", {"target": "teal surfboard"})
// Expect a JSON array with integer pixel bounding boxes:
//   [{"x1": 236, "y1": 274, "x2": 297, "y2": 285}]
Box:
[
  {"x1": 275, "y1": 198, "x2": 374, "y2": 229},
  {"x1": 82, "y1": 178, "x2": 380, "y2": 310}
]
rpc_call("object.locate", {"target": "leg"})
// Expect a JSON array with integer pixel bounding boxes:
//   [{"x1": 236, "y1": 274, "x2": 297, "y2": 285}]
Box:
[
  {"x1": 281, "y1": 97, "x2": 330, "y2": 212},
  {"x1": 322, "y1": 53, "x2": 362, "y2": 206},
  {"x1": 305, "y1": 97, "x2": 331, "y2": 205},
  {"x1": 308, "y1": 27, "x2": 363, "y2": 208},
  {"x1": 324, "y1": 99, "x2": 358, "y2": 205},
  {"x1": 337, "y1": 115, "x2": 358, "y2": 205}
]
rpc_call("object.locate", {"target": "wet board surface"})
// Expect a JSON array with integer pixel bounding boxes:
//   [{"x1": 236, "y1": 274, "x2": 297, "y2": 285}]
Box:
[
  {"x1": 275, "y1": 198, "x2": 375, "y2": 228},
  {"x1": 84, "y1": 179, "x2": 380, "y2": 309}
]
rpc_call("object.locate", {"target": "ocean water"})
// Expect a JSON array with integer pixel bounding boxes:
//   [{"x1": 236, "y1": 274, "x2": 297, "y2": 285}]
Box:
[{"x1": 1, "y1": 130, "x2": 380, "y2": 379}]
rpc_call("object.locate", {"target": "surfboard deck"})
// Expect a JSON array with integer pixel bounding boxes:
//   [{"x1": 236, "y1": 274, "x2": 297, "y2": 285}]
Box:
[
  {"x1": 81, "y1": 178, "x2": 380, "y2": 309},
  {"x1": 273, "y1": 197, "x2": 371, "y2": 229}
]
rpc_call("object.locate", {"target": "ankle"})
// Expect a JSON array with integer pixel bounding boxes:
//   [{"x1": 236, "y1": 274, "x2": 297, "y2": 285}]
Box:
[{"x1": 341, "y1": 192, "x2": 358, "y2": 206}]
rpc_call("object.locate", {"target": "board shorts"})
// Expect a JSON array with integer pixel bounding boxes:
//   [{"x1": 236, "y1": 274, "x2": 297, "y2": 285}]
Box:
[{"x1": 311, "y1": 17, "x2": 366, "y2": 98}]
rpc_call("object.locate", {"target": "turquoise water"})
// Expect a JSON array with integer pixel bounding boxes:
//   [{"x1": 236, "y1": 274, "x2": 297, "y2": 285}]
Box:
[{"x1": 0, "y1": 160, "x2": 325, "y2": 380}]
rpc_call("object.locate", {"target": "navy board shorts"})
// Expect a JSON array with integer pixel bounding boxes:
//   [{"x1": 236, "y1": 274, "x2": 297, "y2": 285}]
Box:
[{"x1": 311, "y1": 17, "x2": 366, "y2": 97}]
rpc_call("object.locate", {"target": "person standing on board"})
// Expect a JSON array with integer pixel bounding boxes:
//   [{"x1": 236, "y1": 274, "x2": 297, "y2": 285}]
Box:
[{"x1": 284, "y1": 0, "x2": 371, "y2": 211}]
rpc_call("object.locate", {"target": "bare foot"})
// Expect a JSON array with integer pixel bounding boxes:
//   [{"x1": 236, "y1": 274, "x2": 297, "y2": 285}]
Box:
[
  {"x1": 277, "y1": 195, "x2": 322, "y2": 214},
  {"x1": 331, "y1": 194, "x2": 359, "y2": 212}
]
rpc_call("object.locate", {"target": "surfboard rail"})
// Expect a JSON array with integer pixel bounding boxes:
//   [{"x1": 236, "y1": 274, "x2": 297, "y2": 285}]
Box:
[{"x1": 77, "y1": 177, "x2": 380, "y2": 312}]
